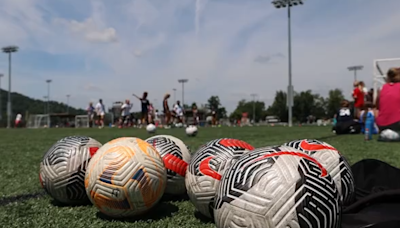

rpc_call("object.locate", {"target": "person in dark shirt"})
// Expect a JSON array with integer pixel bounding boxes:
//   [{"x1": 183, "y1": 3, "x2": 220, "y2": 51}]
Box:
[
  {"x1": 163, "y1": 93, "x2": 171, "y2": 127},
  {"x1": 333, "y1": 100, "x2": 361, "y2": 134},
  {"x1": 133, "y1": 92, "x2": 150, "y2": 125}
]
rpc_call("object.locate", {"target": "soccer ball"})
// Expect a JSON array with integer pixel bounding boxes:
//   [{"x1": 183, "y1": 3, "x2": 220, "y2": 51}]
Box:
[
  {"x1": 145, "y1": 135, "x2": 191, "y2": 195},
  {"x1": 214, "y1": 146, "x2": 341, "y2": 228},
  {"x1": 284, "y1": 139, "x2": 355, "y2": 205},
  {"x1": 185, "y1": 138, "x2": 254, "y2": 218},
  {"x1": 185, "y1": 125, "x2": 198, "y2": 137},
  {"x1": 39, "y1": 136, "x2": 102, "y2": 205},
  {"x1": 380, "y1": 129, "x2": 400, "y2": 140},
  {"x1": 146, "y1": 124, "x2": 156, "y2": 133},
  {"x1": 85, "y1": 137, "x2": 167, "y2": 218}
]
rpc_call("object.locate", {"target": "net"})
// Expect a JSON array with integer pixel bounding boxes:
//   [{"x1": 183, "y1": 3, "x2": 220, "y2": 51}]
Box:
[
  {"x1": 26, "y1": 114, "x2": 50, "y2": 128},
  {"x1": 75, "y1": 115, "x2": 89, "y2": 128}
]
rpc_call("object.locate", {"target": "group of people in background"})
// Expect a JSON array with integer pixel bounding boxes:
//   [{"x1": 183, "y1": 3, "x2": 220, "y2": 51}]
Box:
[
  {"x1": 86, "y1": 91, "x2": 200, "y2": 129},
  {"x1": 333, "y1": 67, "x2": 400, "y2": 138}
]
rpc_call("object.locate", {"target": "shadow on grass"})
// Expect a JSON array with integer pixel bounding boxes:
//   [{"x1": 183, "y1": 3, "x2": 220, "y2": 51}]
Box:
[
  {"x1": 50, "y1": 198, "x2": 92, "y2": 207},
  {"x1": 194, "y1": 211, "x2": 214, "y2": 223},
  {"x1": 316, "y1": 134, "x2": 339, "y2": 141},
  {"x1": 96, "y1": 201, "x2": 179, "y2": 222},
  {"x1": 161, "y1": 193, "x2": 189, "y2": 202},
  {"x1": 0, "y1": 191, "x2": 46, "y2": 206}
]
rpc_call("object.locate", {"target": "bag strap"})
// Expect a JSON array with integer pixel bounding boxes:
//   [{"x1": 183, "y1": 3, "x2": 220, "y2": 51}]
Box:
[{"x1": 344, "y1": 189, "x2": 400, "y2": 213}]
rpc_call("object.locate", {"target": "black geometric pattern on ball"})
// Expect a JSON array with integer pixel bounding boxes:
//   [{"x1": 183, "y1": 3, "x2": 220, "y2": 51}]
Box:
[
  {"x1": 214, "y1": 147, "x2": 341, "y2": 228},
  {"x1": 295, "y1": 158, "x2": 341, "y2": 228},
  {"x1": 146, "y1": 136, "x2": 182, "y2": 179},
  {"x1": 40, "y1": 136, "x2": 99, "y2": 204},
  {"x1": 284, "y1": 139, "x2": 355, "y2": 206}
]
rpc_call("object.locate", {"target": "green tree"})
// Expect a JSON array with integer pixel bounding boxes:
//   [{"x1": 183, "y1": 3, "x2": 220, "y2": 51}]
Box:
[
  {"x1": 230, "y1": 99, "x2": 266, "y2": 122},
  {"x1": 326, "y1": 89, "x2": 345, "y2": 117},
  {"x1": 265, "y1": 91, "x2": 288, "y2": 122},
  {"x1": 293, "y1": 90, "x2": 316, "y2": 122},
  {"x1": 207, "y1": 96, "x2": 227, "y2": 119},
  {"x1": 312, "y1": 94, "x2": 327, "y2": 119},
  {"x1": 0, "y1": 89, "x2": 86, "y2": 127}
]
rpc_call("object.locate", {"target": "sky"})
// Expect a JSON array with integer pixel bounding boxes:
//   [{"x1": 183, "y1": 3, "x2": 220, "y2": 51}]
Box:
[{"x1": 0, "y1": 0, "x2": 400, "y2": 113}]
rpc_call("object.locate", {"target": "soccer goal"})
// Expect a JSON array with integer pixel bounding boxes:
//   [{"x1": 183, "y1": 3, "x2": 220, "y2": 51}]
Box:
[
  {"x1": 26, "y1": 114, "x2": 50, "y2": 128},
  {"x1": 75, "y1": 115, "x2": 89, "y2": 128},
  {"x1": 373, "y1": 58, "x2": 400, "y2": 102}
]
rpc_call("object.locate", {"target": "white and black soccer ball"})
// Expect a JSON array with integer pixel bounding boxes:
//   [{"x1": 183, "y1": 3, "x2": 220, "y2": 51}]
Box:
[
  {"x1": 39, "y1": 136, "x2": 102, "y2": 205},
  {"x1": 145, "y1": 135, "x2": 191, "y2": 195},
  {"x1": 284, "y1": 139, "x2": 355, "y2": 205},
  {"x1": 185, "y1": 125, "x2": 198, "y2": 137},
  {"x1": 380, "y1": 129, "x2": 400, "y2": 141},
  {"x1": 146, "y1": 124, "x2": 156, "y2": 133},
  {"x1": 185, "y1": 138, "x2": 254, "y2": 218},
  {"x1": 214, "y1": 146, "x2": 341, "y2": 228}
]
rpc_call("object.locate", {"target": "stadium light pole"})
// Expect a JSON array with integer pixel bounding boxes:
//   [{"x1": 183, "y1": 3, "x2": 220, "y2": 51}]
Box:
[
  {"x1": 250, "y1": 93, "x2": 257, "y2": 123},
  {"x1": 272, "y1": 0, "x2": 303, "y2": 127},
  {"x1": 178, "y1": 79, "x2": 188, "y2": 106},
  {"x1": 66, "y1": 94, "x2": 70, "y2": 113},
  {"x1": 43, "y1": 96, "x2": 48, "y2": 114},
  {"x1": 0, "y1": 73, "x2": 3, "y2": 121},
  {"x1": 348, "y1": 65, "x2": 363, "y2": 81},
  {"x1": 2, "y1": 45, "x2": 18, "y2": 128},
  {"x1": 173, "y1": 88, "x2": 177, "y2": 104},
  {"x1": 46, "y1": 79, "x2": 52, "y2": 115}
]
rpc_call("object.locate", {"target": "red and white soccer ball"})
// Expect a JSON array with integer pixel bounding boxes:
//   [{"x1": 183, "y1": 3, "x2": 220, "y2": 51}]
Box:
[
  {"x1": 185, "y1": 138, "x2": 254, "y2": 218},
  {"x1": 284, "y1": 139, "x2": 355, "y2": 205},
  {"x1": 145, "y1": 135, "x2": 191, "y2": 195},
  {"x1": 214, "y1": 146, "x2": 341, "y2": 228}
]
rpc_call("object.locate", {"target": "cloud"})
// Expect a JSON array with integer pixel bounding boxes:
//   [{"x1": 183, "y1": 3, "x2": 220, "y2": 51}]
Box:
[
  {"x1": 254, "y1": 53, "x2": 285, "y2": 64},
  {"x1": 55, "y1": 18, "x2": 118, "y2": 43},
  {"x1": 0, "y1": 0, "x2": 400, "y2": 113}
]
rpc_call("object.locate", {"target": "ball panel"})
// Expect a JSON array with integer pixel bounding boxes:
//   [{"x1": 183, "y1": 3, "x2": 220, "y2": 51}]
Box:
[
  {"x1": 85, "y1": 137, "x2": 167, "y2": 218},
  {"x1": 145, "y1": 135, "x2": 191, "y2": 195},
  {"x1": 40, "y1": 136, "x2": 102, "y2": 204},
  {"x1": 214, "y1": 146, "x2": 341, "y2": 228},
  {"x1": 284, "y1": 139, "x2": 355, "y2": 205},
  {"x1": 186, "y1": 138, "x2": 254, "y2": 218}
]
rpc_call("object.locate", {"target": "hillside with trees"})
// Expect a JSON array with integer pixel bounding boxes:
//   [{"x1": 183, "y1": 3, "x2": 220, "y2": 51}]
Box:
[{"x1": 0, "y1": 89, "x2": 85, "y2": 127}]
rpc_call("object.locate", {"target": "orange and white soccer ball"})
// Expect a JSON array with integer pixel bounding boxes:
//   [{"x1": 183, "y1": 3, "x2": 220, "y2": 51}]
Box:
[{"x1": 85, "y1": 137, "x2": 167, "y2": 218}]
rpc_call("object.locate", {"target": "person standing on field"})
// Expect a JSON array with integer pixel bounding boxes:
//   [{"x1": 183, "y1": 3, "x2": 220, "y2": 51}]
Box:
[{"x1": 95, "y1": 99, "x2": 106, "y2": 129}]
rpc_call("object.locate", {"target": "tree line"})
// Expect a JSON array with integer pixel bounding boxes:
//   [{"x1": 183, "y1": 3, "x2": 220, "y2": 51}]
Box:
[
  {"x1": 202, "y1": 89, "x2": 346, "y2": 123},
  {"x1": 0, "y1": 89, "x2": 85, "y2": 127}
]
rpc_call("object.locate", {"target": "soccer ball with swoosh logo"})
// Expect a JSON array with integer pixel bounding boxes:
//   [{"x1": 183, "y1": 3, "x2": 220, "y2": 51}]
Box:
[
  {"x1": 85, "y1": 137, "x2": 167, "y2": 218},
  {"x1": 214, "y1": 146, "x2": 341, "y2": 228},
  {"x1": 185, "y1": 138, "x2": 254, "y2": 218},
  {"x1": 283, "y1": 139, "x2": 355, "y2": 206},
  {"x1": 145, "y1": 135, "x2": 191, "y2": 195}
]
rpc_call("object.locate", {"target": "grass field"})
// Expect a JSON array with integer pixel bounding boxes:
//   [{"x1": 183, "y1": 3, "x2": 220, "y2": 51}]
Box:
[{"x1": 0, "y1": 126, "x2": 399, "y2": 228}]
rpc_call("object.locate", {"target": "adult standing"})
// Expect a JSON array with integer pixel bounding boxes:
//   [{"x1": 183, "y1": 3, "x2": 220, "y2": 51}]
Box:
[{"x1": 133, "y1": 92, "x2": 150, "y2": 125}]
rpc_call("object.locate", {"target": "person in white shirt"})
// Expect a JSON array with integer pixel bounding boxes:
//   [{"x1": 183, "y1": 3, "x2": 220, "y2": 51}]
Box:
[
  {"x1": 15, "y1": 113, "x2": 22, "y2": 128},
  {"x1": 95, "y1": 99, "x2": 106, "y2": 129},
  {"x1": 120, "y1": 99, "x2": 132, "y2": 128},
  {"x1": 173, "y1": 100, "x2": 184, "y2": 123}
]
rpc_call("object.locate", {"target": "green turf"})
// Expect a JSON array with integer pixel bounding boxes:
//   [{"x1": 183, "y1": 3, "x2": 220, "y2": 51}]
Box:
[{"x1": 0, "y1": 126, "x2": 399, "y2": 228}]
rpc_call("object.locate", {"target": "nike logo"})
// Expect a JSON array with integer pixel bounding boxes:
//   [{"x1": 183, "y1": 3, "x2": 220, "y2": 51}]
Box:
[
  {"x1": 300, "y1": 140, "x2": 337, "y2": 152},
  {"x1": 199, "y1": 157, "x2": 222, "y2": 180},
  {"x1": 219, "y1": 139, "x2": 254, "y2": 151},
  {"x1": 252, "y1": 151, "x2": 328, "y2": 177},
  {"x1": 163, "y1": 153, "x2": 188, "y2": 177},
  {"x1": 89, "y1": 147, "x2": 100, "y2": 157}
]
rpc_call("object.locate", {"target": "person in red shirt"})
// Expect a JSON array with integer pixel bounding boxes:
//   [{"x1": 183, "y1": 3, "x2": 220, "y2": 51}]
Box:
[
  {"x1": 376, "y1": 68, "x2": 400, "y2": 132},
  {"x1": 353, "y1": 81, "x2": 364, "y2": 119}
]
